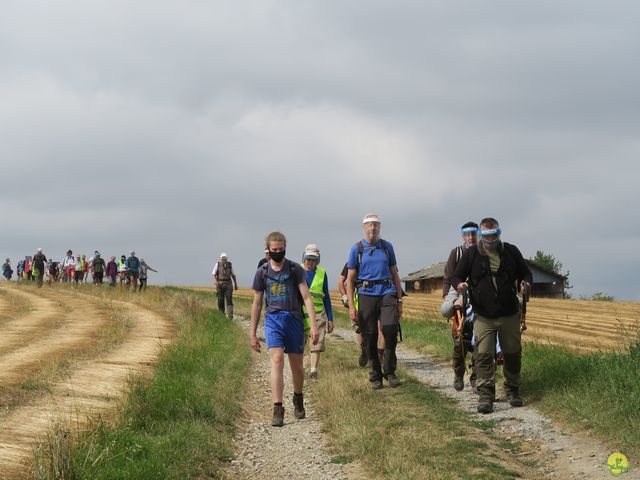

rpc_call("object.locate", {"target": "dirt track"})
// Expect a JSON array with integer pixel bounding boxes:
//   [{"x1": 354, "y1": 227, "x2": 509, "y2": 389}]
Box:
[{"x1": 0, "y1": 284, "x2": 174, "y2": 476}]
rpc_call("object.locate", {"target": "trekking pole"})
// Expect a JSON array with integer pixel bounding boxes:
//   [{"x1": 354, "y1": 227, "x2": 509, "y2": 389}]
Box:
[
  {"x1": 521, "y1": 283, "x2": 529, "y2": 333},
  {"x1": 452, "y1": 285, "x2": 468, "y2": 339}
]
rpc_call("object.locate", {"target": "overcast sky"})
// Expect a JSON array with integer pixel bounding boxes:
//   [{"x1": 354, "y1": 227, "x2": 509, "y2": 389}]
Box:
[{"x1": 1, "y1": 1, "x2": 638, "y2": 300}]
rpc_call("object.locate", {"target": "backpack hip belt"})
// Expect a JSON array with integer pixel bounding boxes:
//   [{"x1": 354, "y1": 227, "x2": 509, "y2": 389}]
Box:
[{"x1": 355, "y1": 278, "x2": 392, "y2": 289}]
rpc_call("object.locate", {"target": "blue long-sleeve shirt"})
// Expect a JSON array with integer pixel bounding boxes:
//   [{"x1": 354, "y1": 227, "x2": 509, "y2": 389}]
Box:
[{"x1": 305, "y1": 269, "x2": 333, "y2": 321}]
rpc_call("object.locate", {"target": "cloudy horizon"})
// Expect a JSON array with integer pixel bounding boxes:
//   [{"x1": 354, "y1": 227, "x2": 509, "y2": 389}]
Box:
[{"x1": 1, "y1": 1, "x2": 637, "y2": 300}]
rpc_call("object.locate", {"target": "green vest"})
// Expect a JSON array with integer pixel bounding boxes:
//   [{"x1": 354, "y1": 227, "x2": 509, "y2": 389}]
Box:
[
  {"x1": 301, "y1": 266, "x2": 326, "y2": 334},
  {"x1": 306, "y1": 266, "x2": 327, "y2": 314}
]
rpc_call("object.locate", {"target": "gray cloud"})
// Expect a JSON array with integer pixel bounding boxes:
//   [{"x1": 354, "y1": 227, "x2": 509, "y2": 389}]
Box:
[{"x1": 1, "y1": 0, "x2": 637, "y2": 299}]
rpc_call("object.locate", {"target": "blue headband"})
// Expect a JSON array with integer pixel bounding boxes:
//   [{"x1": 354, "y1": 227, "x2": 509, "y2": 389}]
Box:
[
  {"x1": 480, "y1": 228, "x2": 501, "y2": 236},
  {"x1": 461, "y1": 227, "x2": 478, "y2": 233}
]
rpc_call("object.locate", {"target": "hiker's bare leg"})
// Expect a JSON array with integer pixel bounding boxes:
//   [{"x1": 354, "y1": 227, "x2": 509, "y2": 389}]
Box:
[
  {"x1": 269, "y1": 347, "x2": 285, "y2": 403},
  {"x1": 310, "y1": 351, "x2": 320, "y2": 371},
  {"x1": 289, "y1": 353, "x2": 304, "y2": 393}
]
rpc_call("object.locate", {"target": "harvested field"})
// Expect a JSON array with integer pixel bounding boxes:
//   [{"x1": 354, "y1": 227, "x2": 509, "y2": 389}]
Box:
[
  {"x1": 0, "y1": 284, "x2": 174, "y2": 477},
  {"x1": 232, "y1": 287, "x2": 640, "y2": 352}
]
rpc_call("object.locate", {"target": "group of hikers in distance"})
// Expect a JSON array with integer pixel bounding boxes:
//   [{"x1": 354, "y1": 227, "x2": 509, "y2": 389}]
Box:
[
  {"x1": 217, "y1": 213, "x2": 532, "y2": 427},
  {"x1": 2, "y1": 249, "x2": 157, "y2": 291}
]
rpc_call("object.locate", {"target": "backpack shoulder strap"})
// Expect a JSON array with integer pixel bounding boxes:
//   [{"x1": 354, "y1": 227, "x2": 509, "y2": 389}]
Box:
[
  {"x1": 355, "y1": 241, "x2": 364, "y2": 276},
  {"x1": 380, "y1": 239, "x2": 392, "y2": 266}
]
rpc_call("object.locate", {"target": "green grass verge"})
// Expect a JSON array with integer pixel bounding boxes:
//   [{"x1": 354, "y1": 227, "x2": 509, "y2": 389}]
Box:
[
  {"x1": 378, "y1": 313, "x2": 640, "y2": 460},
  {"x1": 34, "y1": 287, "x2": 251, "y2": 480},
  {"x1": 311, "y1": 338, "x2": 527, "y2": 479}
]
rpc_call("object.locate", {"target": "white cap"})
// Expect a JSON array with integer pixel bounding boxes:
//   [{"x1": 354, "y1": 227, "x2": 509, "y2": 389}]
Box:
[
  {"x1": 303, "y1": 244, "x2": 320, "y2": 258},
  {"x1": 37, "y1": 248, "x2": 43, "y2": 253},
  {"x1": 362, "y1": 213, "x2": 382, "y2": 224},
  {"x1": 220, "y1": 252, "x2": 228, "y2": 259}
]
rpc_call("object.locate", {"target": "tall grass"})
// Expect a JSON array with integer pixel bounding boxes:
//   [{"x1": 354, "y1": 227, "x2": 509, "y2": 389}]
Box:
[
  {"x1": 33, "y1": 287, "x2": 251, "y2": 480},
  {"x1": 311, "y1": 337, "x2": 529, "y2": 479},
  {"x1": 389, "y1": 314, "x2": 640, "y2": 459}
]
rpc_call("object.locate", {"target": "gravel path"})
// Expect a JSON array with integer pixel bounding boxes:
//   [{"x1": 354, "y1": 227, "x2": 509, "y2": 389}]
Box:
[
  {"x1": 228, "y1": 318, "x2": 366, "y2": 480},
  {"x1": 333, "y1": 327, "x2": 638, "y2": 479}
]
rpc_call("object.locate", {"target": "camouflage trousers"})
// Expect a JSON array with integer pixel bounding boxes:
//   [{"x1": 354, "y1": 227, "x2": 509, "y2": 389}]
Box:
[{"x1": 474, "y1": 312, "x2": 521, "y2": 401}]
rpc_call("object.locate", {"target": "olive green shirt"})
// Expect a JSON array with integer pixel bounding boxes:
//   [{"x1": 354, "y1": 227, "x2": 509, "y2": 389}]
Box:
[{"x1": 487, "y1": 251, "x2": 500, "y2": 289}]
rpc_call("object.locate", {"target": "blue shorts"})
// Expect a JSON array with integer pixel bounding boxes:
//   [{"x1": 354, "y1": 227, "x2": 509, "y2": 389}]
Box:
[{"x1": 264, "y1": 311, "x2": 305, "y2": 354}]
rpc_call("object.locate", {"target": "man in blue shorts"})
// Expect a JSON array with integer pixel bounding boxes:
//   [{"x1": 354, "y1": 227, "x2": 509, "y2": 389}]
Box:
[
  {"x1": 346, "y1": 213, "x2": 404, "y2": 389},
  {"x1": 250, "y1": 231, "x2": 319, "y2": 427}
]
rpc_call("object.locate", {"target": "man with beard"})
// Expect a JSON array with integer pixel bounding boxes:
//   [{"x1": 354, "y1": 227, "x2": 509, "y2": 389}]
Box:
[
  {"x1": 452, "y1": 218, "x2": 532, "y2": 414},
  {"x1": 441, "y1": 221, "x2": 478, "y2": 391}
]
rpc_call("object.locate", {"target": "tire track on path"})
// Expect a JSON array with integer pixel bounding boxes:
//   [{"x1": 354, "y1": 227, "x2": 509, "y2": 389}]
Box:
[
  {"x1": 0, "y1": 287, "x2": 61, "y2": 355},
  {"x1": 0, "y1": 286, "x2": 109, "y2": 385},
  {"x1": 0, "y1": 291, "x2": 175, "y2": 475}
]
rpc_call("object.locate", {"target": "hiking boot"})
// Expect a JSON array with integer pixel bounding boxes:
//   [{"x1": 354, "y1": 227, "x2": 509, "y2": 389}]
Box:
[
  {"x1": 477, "y1": 399, "x2": 494, "y2": 414},
  {"x1": 309, "y1": 370, "x2": 318, "y2": 381},
  {"x1": 386, "y1": 373, "x2": 401, "y2": 388},
  {"x1": 272, "y1": 405, "x2": 285, "y2": 427},
  {"x1": 293, "y1": 394, "x2": 305, "y2": 419},
  {"x1": 371, "y1": 379, "x2": 383, "y2": 390},
  {"x1": 453, "y1": 376, "x2": 464, "y2": 391},
  {"x1": 508, "y1": 389, "x2": 524, "y2": 407},
  {"x1": 358, "y1": 344, "x2": 368, "y2": 368}
]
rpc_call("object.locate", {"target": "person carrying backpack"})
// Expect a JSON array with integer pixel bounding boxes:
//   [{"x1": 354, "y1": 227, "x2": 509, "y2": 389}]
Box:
[
  {"x1": 125, "y1": 252, "x2": 140, "y2": 291},
  {"x1": 118, "y1": 255, "x2": 128, "y2": 285},
  {"x1": 441, "y1": 221, "x2": 479, "y2": 391},
  {"x1": 139, "y1": 258, "x2": 157, "y2": 291},
  {"x1": 106, "y1": 256, "x2": 118, "y2": 287},
  {"x1": 346, "y1": 213, "x2": 403, "y2": 389},
  {"x1": 91, "y1": 252, "x2": 106, "y2": 285},
  {"x1": 250, "y1": 231, "x2": 319, "y2": 427},
  {"x1": 300, "y1": 244, "x2": 333, "y2": 380},
  {"x1": 212, "y1": 252, "x2": 238, "y2": 319},
  {"x1": 32, "y1": 248, "x2": 47, "y2": 288},
  {"x1": 61, "y1": 250, "x2": 75, "y2": 282},
  {"x1": 16, "y1": 259, "x2": 24, "y2": 280},
  {"x1": 452, "y1": 217, "x2": 532, "y2": 414},
  {"x1": 2, "y1": 259, "x2": 13, "y2": 281}
]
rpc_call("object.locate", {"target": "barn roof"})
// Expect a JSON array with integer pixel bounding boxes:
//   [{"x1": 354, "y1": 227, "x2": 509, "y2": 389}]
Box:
[
  {"x1": 400, "y1": 258, "x2": 567, "y2": 283},
  {"x1": 400, "y1": 262, "x2": 447, "y2": 282}
]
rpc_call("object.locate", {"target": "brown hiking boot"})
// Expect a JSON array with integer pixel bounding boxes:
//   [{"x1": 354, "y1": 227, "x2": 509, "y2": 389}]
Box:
[
  {"x1": 272, "y1": 405, "x2": 285, "y2": 427},
  {"x1": 386, "y1": 373, "x2": 401, "y2": 388},
  {"x1": 293, "y1": 393, "x2": 305, "y2": 419}
]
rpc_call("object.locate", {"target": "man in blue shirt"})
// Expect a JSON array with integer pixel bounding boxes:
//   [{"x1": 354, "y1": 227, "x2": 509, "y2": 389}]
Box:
[
  {"x1": 346, "y1": 214, "x2": 404, "y2": 389},
  {"x1": 125, "y1": 251, "x2": 140, "y2": 291}
]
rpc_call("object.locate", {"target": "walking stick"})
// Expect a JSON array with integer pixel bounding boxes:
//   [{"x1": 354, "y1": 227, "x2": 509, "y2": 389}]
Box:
[{"x1": 521, "y1": 283, "x2": 529, "y2": 333}]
